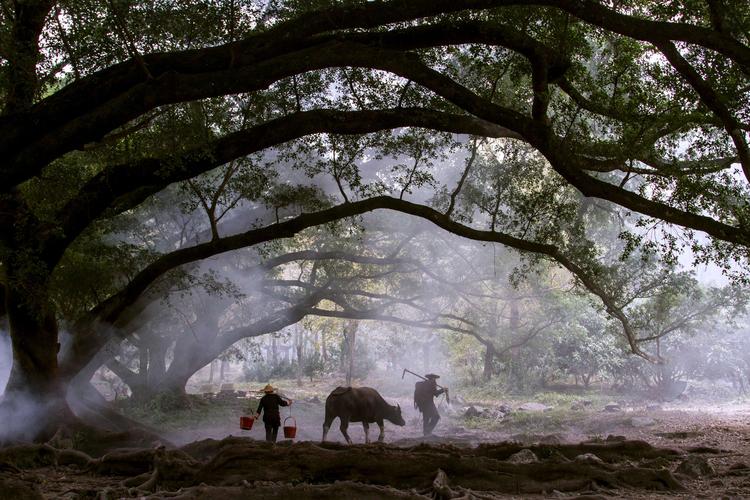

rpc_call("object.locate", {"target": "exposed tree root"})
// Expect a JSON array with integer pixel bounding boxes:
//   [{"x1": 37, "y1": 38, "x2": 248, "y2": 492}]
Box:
[
  {"x1": 68, "y1": 383, "x2": 167, "y2": 439},
  {"x1": 0, "y1": 474, "x2": 43, "y2": 500},
  {"x1": 189, "y1": 441, "x2": 684, "y2": 494},
  {"x1": 0, "y1": 438, "x2": 687, "y2": 497},
  {"x1": 474, "y1": 439, "x2": 682, "y2": 463},
  {"x1": 178, "y1": 436, "x2": 252, "y2": 461},
  {"x1": 142, "y1": 481, "x2": 429, "y2": 499}
]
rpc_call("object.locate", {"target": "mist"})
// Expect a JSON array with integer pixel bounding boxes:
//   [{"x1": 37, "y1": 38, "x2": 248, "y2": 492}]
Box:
[{"x1": 0, "y1": 330, "x2": 9, "y2": 396}]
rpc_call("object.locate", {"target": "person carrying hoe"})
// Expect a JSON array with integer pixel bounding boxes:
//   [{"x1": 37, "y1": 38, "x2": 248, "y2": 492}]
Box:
[{"x1": 414, "y1": 373, "x2": 444, "y2": 436}]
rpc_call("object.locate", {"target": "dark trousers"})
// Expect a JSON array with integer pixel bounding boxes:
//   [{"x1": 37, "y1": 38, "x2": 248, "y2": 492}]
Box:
[
  {"x1": 265, "y1": 423, "x2": 279, "y2": 442},
  {"x1": 421, "y1": 406, "x2": 440, "y2": 435}
]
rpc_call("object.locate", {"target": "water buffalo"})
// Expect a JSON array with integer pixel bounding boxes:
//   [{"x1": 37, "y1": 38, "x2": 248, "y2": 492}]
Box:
[{"x1": 322, "y1": 386, "x2": 405, "y2": 444}]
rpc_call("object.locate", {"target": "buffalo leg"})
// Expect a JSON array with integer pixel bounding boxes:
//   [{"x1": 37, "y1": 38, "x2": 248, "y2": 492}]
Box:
[
  {"x1": 377, "y1": 420, "x2": 385, "y2": 442},
  {"x1": 363, "y1": 422, "x2": 370, "y2": 444},
  {"x1": 322, "y1": 414, "x2": 335, "y2": 442},
  {"x1": 339, "y1": 416, "x2": 352, "y2": 444}
]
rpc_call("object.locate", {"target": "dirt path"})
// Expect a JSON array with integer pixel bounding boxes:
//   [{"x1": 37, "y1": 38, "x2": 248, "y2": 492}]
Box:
[{"x1": 4, "y1": 390, "x2": 750, "y2": 498}]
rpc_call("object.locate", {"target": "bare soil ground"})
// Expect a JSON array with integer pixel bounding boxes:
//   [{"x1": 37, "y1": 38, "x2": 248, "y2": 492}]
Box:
[{"x1": 4, "y1": 378, "x2": 750, "y2": 498}]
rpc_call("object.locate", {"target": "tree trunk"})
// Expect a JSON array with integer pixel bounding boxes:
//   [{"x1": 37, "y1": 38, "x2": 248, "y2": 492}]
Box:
[
  {"x1": 295, "y1": 328, "x2": 303, "y2": 386},
  {"x1": 483, "y1": 343, "x2": 495, "y2": 382},
  {"x1": 148, "y1": 338, "x2": 167, "y2": 384},
  {"x1": 138, "y1": 345, "x2": 149, "y2": 388},
  {"x1": 271, "y1": 336, "x2": 278, "y2": 367},
  {"x1": 2, "y1": 285, "x2": 74, "y2": 440},
  {"x1": 321, "y1": 330, "x2": 328, "y2": 365},
  {"x1": 220, "y1": 358, "x2": 228, "y2": 381},
  {"x1": 106, "y1": 358, "x2": 142, "y2": 397},
  {"x1": 208, "y1": 359, "x2": 217, "y2": 383},
  {"x1": 346, "y1": 322, "x2": 357, "y2": 386},
  {"x1": 509, "y1": 299, "x2": 520, "y2": 333}
]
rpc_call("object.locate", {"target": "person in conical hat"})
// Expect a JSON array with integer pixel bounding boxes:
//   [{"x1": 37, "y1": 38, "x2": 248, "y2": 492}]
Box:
[
  {"x1": 255, "y1": 383, "x2": 292, "y2": 442},
  {"x1": 414, "y1": 373, "x2": 444, "y2": 436}
]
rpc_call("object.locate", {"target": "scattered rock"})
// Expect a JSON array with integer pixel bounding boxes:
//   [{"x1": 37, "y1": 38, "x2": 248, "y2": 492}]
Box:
[
  {"x1": 507, "y1": 449, "x2": 539, "y2": 464},
  {"x1": 675, "y1": 456, "x2": 715, "y2": 478},
  {"x1": 603, "y1": 402, "x2": 621, "y2": 412},
  {"x1": 498, "y1": 404, "x2": 512, "y2": 414},
  {"x1": 605, "y1": 435, "x2": 626, "y2": 442},
  {"x1": 570, "y1": 400, "x2": 595, "y2": 410},
  {"x1": 630, "y1": 416, "x2": 656, "y2": 428},
  {"x1": 463, "y1": 406, "x2": 481, "y2": 418},
  {"x1": 432, "y1": 468, "x2": 456, "y2": 498},
  {"x1": 461, "y1": 405, "x2": 506, "y2": 421},
  {"x1": 480, "y1": 408, "x2": 506, "y2": 420},
  {"x1": 537, "y1": 434, "x2": 564, "y2": 445},
  {"x1": 575, "y1": 453, "x2": 604, "y2": 465},
  {"x1": 517, "y1": 402, "x2": 550, "y2": 412}
]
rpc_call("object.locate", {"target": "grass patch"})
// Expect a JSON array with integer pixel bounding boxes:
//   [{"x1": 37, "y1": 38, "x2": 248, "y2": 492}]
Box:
[{"x1": 117, "y1": 393, "x2": 253, "y2": 431}]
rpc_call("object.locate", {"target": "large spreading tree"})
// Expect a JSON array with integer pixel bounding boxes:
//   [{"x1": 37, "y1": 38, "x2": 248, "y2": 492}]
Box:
[{"x1": 1, "y1": 0, "x2": 749, "y2": 439}]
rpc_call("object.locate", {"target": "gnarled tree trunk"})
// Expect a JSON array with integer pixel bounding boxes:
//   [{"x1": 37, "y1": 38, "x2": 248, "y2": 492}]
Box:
[{"x1": 2, "y1": 283, "x2": 75, "y2": 441}]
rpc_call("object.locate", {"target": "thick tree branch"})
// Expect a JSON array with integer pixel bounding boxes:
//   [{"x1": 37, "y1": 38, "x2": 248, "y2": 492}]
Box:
[
  {"x1": 655, "y1": 40, "x2": 750, "y2": 182},
  {"x1": 60, "y1": 195, "x2": 654, "y2": 382},
  {"x1": 53, "y1": 107, "x2": 519, "y2": 262}
]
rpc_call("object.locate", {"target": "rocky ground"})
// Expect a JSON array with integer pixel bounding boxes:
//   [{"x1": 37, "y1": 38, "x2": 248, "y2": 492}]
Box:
[{"x1": 3, "y1": 380, "x2": 750, "y2": 498}]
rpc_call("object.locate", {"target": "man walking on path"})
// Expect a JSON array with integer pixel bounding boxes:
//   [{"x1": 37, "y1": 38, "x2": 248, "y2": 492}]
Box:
[
  {"x1": 414, "y1": 373, "x2": 444, "y2": 436},
  {"x1": 255, "y1": 384, "x2": 292, "y2": 442}
]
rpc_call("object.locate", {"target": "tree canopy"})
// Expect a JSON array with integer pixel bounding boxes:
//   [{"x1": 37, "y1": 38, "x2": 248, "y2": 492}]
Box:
[{"x1": 0, "y1": 0, "x2": 749, "y2": 440}]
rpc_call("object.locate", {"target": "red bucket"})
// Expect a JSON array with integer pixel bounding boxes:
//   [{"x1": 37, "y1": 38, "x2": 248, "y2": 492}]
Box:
[
  {"x1": 283, "y1": 416, "x2": 297, "y2": 438},
  {"x1": 240, "y1": 416, "x2": 254, "y2": 430}
]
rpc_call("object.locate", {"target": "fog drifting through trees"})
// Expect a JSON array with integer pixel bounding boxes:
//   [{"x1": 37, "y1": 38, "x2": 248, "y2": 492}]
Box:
[{"x1": 2, "y1": 1, "x2": 750, "y2": 497}]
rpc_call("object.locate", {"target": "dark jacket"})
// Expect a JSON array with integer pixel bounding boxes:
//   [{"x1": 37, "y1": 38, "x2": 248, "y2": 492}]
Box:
[
  {"x1": 256, "y1": 393, "x2": 289, "y2": 425},
  {"x1": 414, "y1": 379, "x2": 444, "y2": 411}
]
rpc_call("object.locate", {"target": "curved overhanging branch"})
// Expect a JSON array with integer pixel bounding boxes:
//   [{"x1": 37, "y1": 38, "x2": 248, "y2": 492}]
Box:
[
  {"x1": 60, "y1": 195, "x2": 655, "y2": 381},
  {"x1": 0, "y1": 25, "x2": 743, "y2": 260},
  {"x1": 1, "y1": 20, "x2": 554, "y2": 190},
  {"x1": 356, "y1": 48, "x2": 747, "y2": 246},
  {"x1": 52, "y1": 107, "x2": 519, "y2": 263}
]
